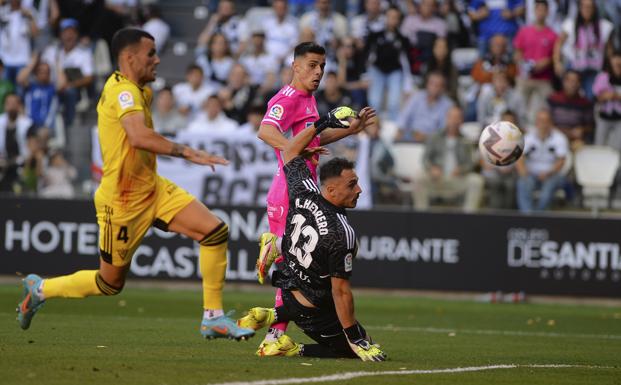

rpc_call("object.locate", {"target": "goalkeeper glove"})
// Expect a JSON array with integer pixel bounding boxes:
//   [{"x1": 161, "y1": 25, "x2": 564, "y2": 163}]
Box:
[
  {"x1": 314, "y1": 106, "x2": 358, "y2": 134},
  {"x1": 344, "y1": 323, "x2": 387, "y2": 362}
]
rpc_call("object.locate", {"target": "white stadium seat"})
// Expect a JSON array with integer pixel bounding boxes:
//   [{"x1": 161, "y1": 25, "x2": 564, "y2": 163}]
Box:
[
  {"x1": 451, "y1": 48, "x2": 479, "y2": 74},
  {"x1": 460, "y1": 121, "x2": 483, "y2": 144},
  {"x1": 574, "y1": 145, "x2": 620, "y2": 215},
  {"x1": 391, "y1": 143, "x2": 426, "y2": 205}
]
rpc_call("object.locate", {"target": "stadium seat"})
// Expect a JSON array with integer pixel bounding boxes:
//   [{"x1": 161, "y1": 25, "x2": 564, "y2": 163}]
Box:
[
  {"x1": 379, "y1": 119, "x2": 399, "y2": 143},
  {"x1": 460, "y1": 121, "x2": 482, "y2": 144},
  {"x1": 457, "y1": 74, "x2": 475, "y2": 106},
  {"x1": 451, "y1": 48, "x2": 478, "y2": 75},
  {"x1": 244, "y1": 6, "x2": 274, "y2": 32},
  {"x1": 574, "y1": 145, "x2": 620, "y2": 216},
  {"x1": 159, "y1": 3, "x2": 207, "y2": 39},
  {"x1": 391, "y1": 143, "x2": 425, "y2": 205},
  {"x1": 155, "y1": 39, "x2": 196, "y2": 85}
]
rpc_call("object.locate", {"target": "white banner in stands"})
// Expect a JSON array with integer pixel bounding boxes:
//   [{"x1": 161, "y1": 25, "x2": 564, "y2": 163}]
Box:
[{"x1": 92, "y1": 129, "x2": 371, "y2": 208}]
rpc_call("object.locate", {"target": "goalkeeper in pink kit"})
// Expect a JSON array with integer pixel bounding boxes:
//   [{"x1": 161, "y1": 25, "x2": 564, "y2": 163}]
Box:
[{"x1": 252, "y1": 42, "x2": 364, "y2": 356}]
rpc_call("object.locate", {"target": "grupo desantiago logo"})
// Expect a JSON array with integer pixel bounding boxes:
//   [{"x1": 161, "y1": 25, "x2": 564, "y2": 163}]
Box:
[{"x1": 506, "y1": 228, "x2": 621, "y2": 282}]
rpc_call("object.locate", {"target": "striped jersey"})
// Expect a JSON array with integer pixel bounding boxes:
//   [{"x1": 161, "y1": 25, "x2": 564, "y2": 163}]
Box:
[{"x1": 275, "y1": 157, "x2": 357, "y2": 308}]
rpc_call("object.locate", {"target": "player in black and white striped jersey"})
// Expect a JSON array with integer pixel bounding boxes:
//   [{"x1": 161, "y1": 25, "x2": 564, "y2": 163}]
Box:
[{"x1": 238, "y1": 107, "x2": 386, "y2": 361}]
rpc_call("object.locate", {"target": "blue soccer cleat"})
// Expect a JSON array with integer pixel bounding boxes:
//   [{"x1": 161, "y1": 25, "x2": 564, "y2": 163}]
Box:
[
  {"x1": 201, "y1": 312, "x2": 255, "y2": 341},
  {"x1": 16, "y1": 274, "x2": 45, "y2": 330}
]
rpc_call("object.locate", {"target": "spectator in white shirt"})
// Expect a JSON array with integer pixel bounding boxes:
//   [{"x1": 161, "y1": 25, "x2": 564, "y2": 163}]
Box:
[
  {"x1": 477, "y1": 70, "x2": 525, "y2": 126},
  {"x1": 187, "y1": 95, "x2": 238, "y2": 134},
  {"x1": 142, "y1": 4, "x2": 170, "y2": 53},
  {"x1": 516, "y1": 108, "x2": 569, "y2": 213},
  {"x1": 39, "y1": 148, "x2": 77, "y2": 199},
  {"x1": 0, "y1": 93, "x2": 33, "y2": 192},
  {"x1": 195, "y1": 32, "x2": 235, "y2": 87},
  {"x1": 0, "y1": 0, "x2": 38, "y2": 85},
  {"x1": 239, "y1": 30, "x2": 277, "y2": 93},
  {"x1": 41, "y1": 18, "x2": 93, "y2": 127},
  {"x1": 197, "y1": 0, "x2": 248, "y2": 56},
  {"x1": 172, "y1": 64, "x2": 217, "y2": 118},
  {"x1": 299, "y1": 0, "x2": 348, "y2": 50},
  {"x1": 264, "y1": 0, "x2": 299, "y2": 64}
]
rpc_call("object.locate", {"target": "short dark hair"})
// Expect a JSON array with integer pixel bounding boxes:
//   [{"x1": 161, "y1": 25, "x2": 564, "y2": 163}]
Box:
[
  {"x1": 4, "y1": 92, "x2": 22, "y2": 104},
  {"x1": 319, "y1": 157, "x2": 355, "y2": 185},
  {"x1": 186, "y1": 64, "x2": 203, "y2": 74},
  {"x1": 206, "y1": 94, "x2": 221, "y2": 104},
  {"x1": 111, "y1": 28, "x2": 155, "y2": 60},
  {"x1": 159, "y1": 86, "x2": 173, "y2": 94},
  {"x1": 563, "y1": 69, "x2": 581, "y2": 80},
  {"x1": 501, "y1": 109, "x2": 517, "y2": 119},
  {"x1": 294, "y1": 42, "x2": 325, "y2": 59},
  {"x1": 534, "y1": 0, "x2": 548, "y2": 7}
]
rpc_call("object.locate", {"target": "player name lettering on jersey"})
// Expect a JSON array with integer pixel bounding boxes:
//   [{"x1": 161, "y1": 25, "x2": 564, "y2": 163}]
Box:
[{"x1": 294, "y1": 198, "x2": 328, "y2": 235}]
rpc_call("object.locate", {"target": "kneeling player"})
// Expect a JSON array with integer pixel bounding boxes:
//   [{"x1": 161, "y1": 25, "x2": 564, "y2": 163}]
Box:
[{"x1": 239, "y1": 107, "x2": 386, "y2": 361}]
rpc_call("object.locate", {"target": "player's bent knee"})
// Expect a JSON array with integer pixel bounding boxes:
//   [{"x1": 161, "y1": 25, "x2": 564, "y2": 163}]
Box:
[
  {"x1": 199, "y1": 221, "x2": 229, "y2": 246},
  {"x1": 95, "y1": 271, "x2": 124, "y2": 296}
]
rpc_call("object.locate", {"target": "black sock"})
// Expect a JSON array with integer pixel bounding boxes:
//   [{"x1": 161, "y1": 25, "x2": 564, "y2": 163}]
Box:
[
  {"x1": 300, "y1": 344, "x2": 357, "y2": 358},
  {"x1": 274, "y1": 305, "x2": 294, "y2": 323}
]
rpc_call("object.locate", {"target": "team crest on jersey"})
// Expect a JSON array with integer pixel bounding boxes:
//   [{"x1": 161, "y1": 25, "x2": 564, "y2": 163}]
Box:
[
  {"x1": 118, "y1": 91, "x2": 135, "y2": 109},
  {"x1": 268, "y1": 104, "x2": 284, "y2": 120},
  {"x1": 117, "y1": 249, "x2": 129, "y2": 260},
  {"x1": 344, "y1": 253, "x2": 353, "y2": 272}
]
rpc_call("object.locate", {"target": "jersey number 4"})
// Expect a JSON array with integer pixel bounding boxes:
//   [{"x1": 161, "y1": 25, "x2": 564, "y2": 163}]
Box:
[{"x1": 289, "y1": 214, "x2": 319, "y2": 268}]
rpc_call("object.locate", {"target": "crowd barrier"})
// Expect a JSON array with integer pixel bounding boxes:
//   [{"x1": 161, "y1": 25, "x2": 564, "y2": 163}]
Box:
[{"x1": 1, "y1": 197, "x2": 619, "y2": 297}]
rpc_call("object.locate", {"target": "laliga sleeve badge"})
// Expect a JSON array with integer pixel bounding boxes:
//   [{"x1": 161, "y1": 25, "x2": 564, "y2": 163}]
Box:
[
  {"x1": 344, "y1": 253, "x2": 353, "y2": 272},
  {"x1": 118, "y1": 91, "x2": 135, "y2": 109},
  {"x1": 268, "y1": 104, "x2": 284, "y2": 120}
]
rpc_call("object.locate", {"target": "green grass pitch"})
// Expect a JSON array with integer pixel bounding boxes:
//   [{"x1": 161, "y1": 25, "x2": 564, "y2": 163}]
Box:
[{"x1": 1, "y1": 281, "x2": 620, "y2": 385}]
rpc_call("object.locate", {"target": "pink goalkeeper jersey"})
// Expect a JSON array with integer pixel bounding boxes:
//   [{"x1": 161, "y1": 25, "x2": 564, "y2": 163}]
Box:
[{"x1": 262, "y1": 84, "x2": 321, "y2": 209}]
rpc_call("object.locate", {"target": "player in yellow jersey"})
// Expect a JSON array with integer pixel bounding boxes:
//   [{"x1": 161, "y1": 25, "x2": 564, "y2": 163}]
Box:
[{"x1": 16, "y1": 28, "x2": 255, "y2": 340}]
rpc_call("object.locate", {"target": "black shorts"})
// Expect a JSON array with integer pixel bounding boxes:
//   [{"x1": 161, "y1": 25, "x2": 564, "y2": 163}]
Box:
[{"x1": 281, "y1": 290, "x2": 357, "y2": 358}]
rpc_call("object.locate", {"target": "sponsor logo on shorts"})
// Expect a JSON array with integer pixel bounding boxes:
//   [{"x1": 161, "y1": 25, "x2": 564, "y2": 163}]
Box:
[
  {"x1": 118, "y1": 91, "x2": 135, "y2": 109},
  {"x1": 268, "y1": 104, "x2": 284, "y2": 120}
]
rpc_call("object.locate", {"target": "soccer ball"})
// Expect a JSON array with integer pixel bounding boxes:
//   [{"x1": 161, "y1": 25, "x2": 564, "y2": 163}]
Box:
[{"x1": 478, "y1": 121, "x2": 524, "y2": 166}]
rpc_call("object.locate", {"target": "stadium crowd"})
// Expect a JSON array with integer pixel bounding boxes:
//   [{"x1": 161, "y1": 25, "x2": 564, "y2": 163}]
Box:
[{"x1": 1, "y1": 0, "x2": 621, "y2": 213}]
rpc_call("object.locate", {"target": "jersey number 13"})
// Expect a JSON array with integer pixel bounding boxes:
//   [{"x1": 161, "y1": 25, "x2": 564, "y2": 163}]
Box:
[{"x1": 289, "y1": 214, "x2": 319, "y2": 268}]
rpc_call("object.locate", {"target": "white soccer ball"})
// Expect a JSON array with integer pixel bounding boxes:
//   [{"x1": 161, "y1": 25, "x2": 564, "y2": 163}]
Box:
[{"x1": 478, "y1": 121, "x2": 524, "y2": 166}]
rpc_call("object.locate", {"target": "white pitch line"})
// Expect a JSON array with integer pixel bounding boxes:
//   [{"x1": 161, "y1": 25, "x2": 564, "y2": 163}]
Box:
[
  {"x1": 366, "y1": 325, "x2": 621, "y2": 341},
  {"x1": 206, "y1": 364, "x2": 616, "y2": 385}
]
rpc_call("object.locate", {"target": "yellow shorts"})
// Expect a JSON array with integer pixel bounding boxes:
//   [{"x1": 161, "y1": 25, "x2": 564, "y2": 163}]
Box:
[{"x1": 95, "y1": 176, "x2": 194, "y2": 266}]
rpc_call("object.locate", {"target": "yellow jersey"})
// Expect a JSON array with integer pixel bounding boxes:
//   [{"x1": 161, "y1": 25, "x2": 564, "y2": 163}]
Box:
[{"x1": 95, "y1": 71, "x2": 156, "y2": 210}]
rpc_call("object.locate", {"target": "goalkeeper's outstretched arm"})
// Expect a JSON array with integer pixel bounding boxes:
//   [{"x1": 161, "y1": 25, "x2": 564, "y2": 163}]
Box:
[{"x1": 282, "y1": 106, "x2": 376, "y2": 164}]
